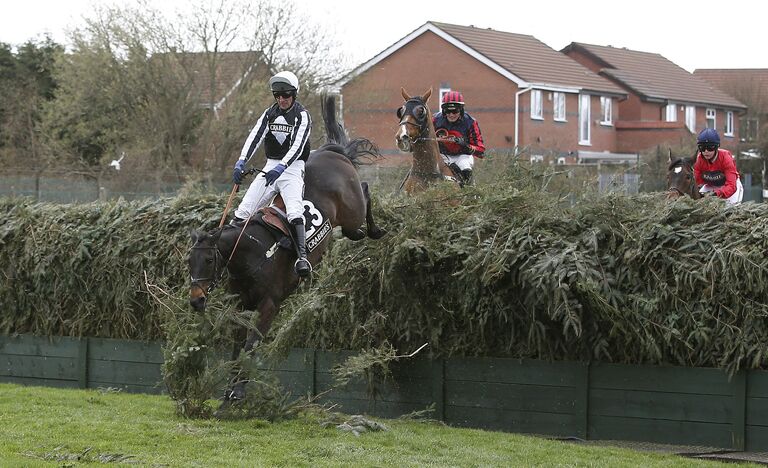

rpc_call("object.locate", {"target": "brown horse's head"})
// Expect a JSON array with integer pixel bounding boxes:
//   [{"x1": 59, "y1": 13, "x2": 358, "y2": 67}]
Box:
[
  {"x1": 667, "y1": 154, "x2": 700, "y2": 200},
  {"x1": 395, "y1": 87, "x2": 432, "y2": 152},
  {"x1": 188, "y1": 229, "x2": 224, "y2": 311}
]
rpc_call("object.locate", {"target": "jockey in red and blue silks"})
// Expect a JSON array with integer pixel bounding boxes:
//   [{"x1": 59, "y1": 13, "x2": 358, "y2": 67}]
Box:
[
  {"x1": 432, "y1": 91, "x2": 485, "y2": 186},
  {"x1": 693, "y1": 128, "x2": 743, "y2": 205}
]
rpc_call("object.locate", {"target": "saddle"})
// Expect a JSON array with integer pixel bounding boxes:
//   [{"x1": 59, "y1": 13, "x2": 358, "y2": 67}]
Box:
[{"x1": 227, "y1": 196, "x2": 293, "y2": 248}]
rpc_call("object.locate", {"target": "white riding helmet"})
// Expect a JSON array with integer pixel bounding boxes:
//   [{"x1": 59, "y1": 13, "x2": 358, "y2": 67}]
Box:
[{"x1": 269, "y1": 71, "x2": 300, "y2": 94}]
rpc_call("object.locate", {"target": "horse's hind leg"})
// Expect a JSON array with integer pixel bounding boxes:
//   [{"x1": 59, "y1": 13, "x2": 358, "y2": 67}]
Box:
[
  {"x1": 340, "y1": 182, "x2": 386, "y2": 241},
  {"x1": 362, "y1": 182, "x2": 386, "y2": 239}
]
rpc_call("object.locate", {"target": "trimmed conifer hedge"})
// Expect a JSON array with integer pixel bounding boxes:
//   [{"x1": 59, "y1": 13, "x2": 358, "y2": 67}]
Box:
[{"x1": 2, "y1": 160, "x2": 768, "y2": 372}]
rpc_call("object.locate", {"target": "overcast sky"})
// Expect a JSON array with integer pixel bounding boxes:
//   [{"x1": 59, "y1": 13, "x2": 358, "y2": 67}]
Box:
[{"x1": 1, "y1": 0, "x2": 765, "y2": 73}]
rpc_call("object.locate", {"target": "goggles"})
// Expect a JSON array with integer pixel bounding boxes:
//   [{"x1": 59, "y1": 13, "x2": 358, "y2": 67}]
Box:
[
  {"x1": 443, "y1": 107, "x2": 461, "y2": 114},
  {"x1": 698, "y1": 143, "x2": 718, "y2": 152},
  {"x1": 272, "y1": 91, "x2": 295, "y2": 99}
]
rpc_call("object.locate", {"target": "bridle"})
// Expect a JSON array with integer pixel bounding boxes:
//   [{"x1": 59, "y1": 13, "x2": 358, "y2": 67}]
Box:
[
  {"x1": 667, "y1": 160, "x2": 697, "y2": 198},
  {"x1": 397, "y1": 98, "x2": 432, "y2": 143},
  {"x1": 189, "y1": 243, "x2": 226, "y2": 297}
]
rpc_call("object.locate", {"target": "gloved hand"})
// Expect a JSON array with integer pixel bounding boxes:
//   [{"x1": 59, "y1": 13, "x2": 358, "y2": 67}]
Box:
[
  {"x1": 232, "y1": 160, "x2": 246, "y2": 185},
  {"x1": 452, "y1": 136, "x2": 466, "y2": 146},
  {"x1": 264, "y1": 163, "x2": 286, "y2": 186}
]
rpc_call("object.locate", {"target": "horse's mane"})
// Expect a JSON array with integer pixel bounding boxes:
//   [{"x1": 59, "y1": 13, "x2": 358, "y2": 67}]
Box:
[{"x1": 318, "y1": 94, "x2": 379, "y2": 167}]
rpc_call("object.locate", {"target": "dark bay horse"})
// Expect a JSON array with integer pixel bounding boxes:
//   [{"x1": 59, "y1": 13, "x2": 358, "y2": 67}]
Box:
[
  {"x1": 667, "y1": 153, "x2": 701, "y2": 200},
  {"x1": 188, "y1": 96, "x2": 386, "y2": 404},
  {"x1": 395, "y1": 88, "x2": 459, "y2": 193}
]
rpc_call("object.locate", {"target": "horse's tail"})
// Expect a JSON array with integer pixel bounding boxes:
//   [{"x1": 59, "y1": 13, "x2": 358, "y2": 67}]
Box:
[{"x1": 320, "y1": 94, "x2": 379, "y2": 167}]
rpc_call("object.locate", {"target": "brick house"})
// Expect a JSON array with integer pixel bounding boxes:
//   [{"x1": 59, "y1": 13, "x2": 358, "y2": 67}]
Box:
[
  {"x1": 562, "y1": 43, "x2": 747, "y2": 153},
  {"x1": 332, "y1": 22, "x2": 627, "y2": 165},
  {"x1": 692, "y1": 68, "x2": 768, "y2": 149}
]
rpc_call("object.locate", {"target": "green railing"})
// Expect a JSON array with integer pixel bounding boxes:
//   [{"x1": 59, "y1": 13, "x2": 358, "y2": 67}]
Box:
[{"x1": 2, "y1": 334, "x2": 767, "y2": 451}]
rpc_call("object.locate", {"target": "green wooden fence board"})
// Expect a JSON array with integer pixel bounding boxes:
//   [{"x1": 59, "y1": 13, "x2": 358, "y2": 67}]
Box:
[
  {"x1": 0, "y1": 375, "x2": 80, "y2": 389},
  {"x1": 364, "y1": 400, "x2": 435, "y2": 419},
  {"x1": 0, "y1": 355, "x2": 78, "y2": 380},
  {"x1": 88, "y1": 338, "x2": 164, "y2": 363},
  {"x1": 589, "y1": 388, "x2": 733, "y2": 423},
  {"x1": 591, "y1": 364, "x2": 734, "y2": 395},
  {"x1": 446, "y1": 380, "x2": 577, "y2": 414},
  {"x1": 446, "y1": 405, "x2": 577, "y2": 436},
  {"x1": 315, "y1": 372, "x2": 432, "y2": 403},
  {"x1": 747, "y1": 370, "x2": 768, "y2": 397},
  {"x1": 589, "y1": 415, "x2": 734, "y2": 448},
  {"x1": 445, "y1": 357, "x2": 583, "y2": 386},
  {"x1": 315, "y1": 350, "x2": 357, "y2": 371},
  {"x1": 746, "y1": 426, "x2": 768, "y2": 451},
  {"x1": 315, "y1": 395, "x2": 428, "y2": 418},
  {"x1": 264, "y1": 369, "x2": 312, "y2": 395},
  {"x1": 388, "y1": 358, "x2": 434, "y2": 380},
  {"x1": 746, "y1": 397, "x2": 768, "y2": 426},
  {"x1": 0, "y1": 335, "x2": 81, "y2": 358},
  {"x1": 254, "y1": 348, "x2": 313, "y2": 372},
  {"x1": 87, "y1": 360, "x2": 162, "y2": 385}
]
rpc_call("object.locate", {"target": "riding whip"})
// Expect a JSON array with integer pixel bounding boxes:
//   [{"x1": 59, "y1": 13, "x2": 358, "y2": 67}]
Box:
[{"x1": 218, "y1": 184, "x2": 239, "y2": 227}]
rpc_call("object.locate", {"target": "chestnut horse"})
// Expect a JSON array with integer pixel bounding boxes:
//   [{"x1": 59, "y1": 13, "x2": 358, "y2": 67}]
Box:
[
  {"x1": 395, "y1": 88, "x2": 459, "y2": 193},
  {"x1": 188, "y1": 96, "x2": 386, "y2": 406}
]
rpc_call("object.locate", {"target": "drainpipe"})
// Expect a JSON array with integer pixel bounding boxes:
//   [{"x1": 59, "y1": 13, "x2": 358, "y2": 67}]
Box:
[{"x1": 515, "y1": 86, "x2": 533, "y2": 155}]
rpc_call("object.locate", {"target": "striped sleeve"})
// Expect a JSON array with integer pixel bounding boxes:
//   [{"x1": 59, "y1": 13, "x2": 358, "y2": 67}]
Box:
[
  {"x1": 239, "y1": 109, "x2": 269, "y2": 162},
  {"x1": 280, "y1": 109, "x2": 312, "y2": 166},
  {"x1": 468, "y1": 118, "x2": 485, "y2": 157}
]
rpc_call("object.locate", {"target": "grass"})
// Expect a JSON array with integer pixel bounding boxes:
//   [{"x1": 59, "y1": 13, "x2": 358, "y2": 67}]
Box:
[{"x1": 0, "y1": 383, "x2": 751, "y2": 467}]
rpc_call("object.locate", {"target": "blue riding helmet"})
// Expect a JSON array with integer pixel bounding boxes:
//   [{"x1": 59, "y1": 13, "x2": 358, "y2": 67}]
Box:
[{"x1": 697, "y1": 128, "x2": 720, "y2": 145}]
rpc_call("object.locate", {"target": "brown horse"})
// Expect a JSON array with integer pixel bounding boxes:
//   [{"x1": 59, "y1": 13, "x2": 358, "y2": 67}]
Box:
[
  {"x1": 395, "y1": 88, "x2": 459, "y2": 193},
  {"x1": 188, "y1": 96, "x2": 386, "y2": 406},
  {"x1": 667, "y1": 153, "x2": 701, "y2": 200}
]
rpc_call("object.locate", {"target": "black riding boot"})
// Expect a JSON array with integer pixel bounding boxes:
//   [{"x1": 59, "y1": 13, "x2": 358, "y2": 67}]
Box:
[
  {"x1": 290, "y1": 218, "x2": 312, "y2": 277},
  {"x1": 460, "y1": 169, "x2": 473, "y2": 186}
]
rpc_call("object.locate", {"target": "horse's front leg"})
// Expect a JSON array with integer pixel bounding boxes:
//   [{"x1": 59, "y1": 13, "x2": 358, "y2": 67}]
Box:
[{"x1": 222, "y1": 297, "x2": 280, "y2": 404}]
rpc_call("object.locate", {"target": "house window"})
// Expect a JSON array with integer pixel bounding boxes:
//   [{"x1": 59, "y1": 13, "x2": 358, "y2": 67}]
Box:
[
  {"x1": 579, "y1": 94, "x2": 591, "y2": 145},
  {"x1": 685, "y1": 105, "x2": 696, "y2": 132},
  {"x1": 725, "y1": 111, "x2": 734, "y2": 136},
  {"x1": 600, "y1": 96, "x2": 612, "y2": 125},
  {"x1": 553, "y1": 92, "x2": 566, "y2": 121},
  {"x1": 531, "y1": 90, "x2": 543, "y2": 120},
  {"x1": 439, "y1": 87, "x2": 451, "y2": 106},
  {"x1": 665, "y1": 103, "x2": 677, "y2": 122},
  {"x1": 706, "y1": 108, "x2": 716, "y2": 129}
]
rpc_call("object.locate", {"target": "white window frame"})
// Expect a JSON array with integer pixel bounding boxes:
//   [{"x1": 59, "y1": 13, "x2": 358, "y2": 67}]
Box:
[
  {"x1": 725, "y1": 111, "x2": 734, "y2": 136},
  {"x1": 706, "y1": 108, "x2": 716, "y2": 129},
  {"x1": 665, "y1": 103, "x2": 677, "y2": 122},
  {"x1": 438, "y1": 87, "x2": 451, "y2": 105},
  {"x1": 579, "y1": 94, "x2": 591, "y2": 145},
  {"x1": 553, "y1": 92, "x2": 566, "y2": 121},
  {"x1": 685, "y1": 105, "x2": 696, "y2": 133},
  {"x1": 530, "y1": 90, "x2": 543, "y2": 120},
  {"x1": 600, "y1": 96, "x2": 612, "y2": 125}
]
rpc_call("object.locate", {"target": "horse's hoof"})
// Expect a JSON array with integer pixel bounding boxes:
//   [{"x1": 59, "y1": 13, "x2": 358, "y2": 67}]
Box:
[
  {"x1": 224, "y1": 383, "x2": 246, "y2": 402},
  {"x1": 368, "y1": 228, "x2": 387, "y2": 240}
]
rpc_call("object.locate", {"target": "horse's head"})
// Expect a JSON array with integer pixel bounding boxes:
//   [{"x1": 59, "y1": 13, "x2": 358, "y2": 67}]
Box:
[
  {"x1": 188, "y1": 229, "x2": 224, "y2": 311},
  {"x1": 667, "y1": 153, "x2": 700, "y2": 200},
  {"x1": 395, "y1": 87, "x2": 433, "y2": 152}
]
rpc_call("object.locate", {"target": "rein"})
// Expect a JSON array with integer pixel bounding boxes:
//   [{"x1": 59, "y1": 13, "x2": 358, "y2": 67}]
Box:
[{"x1": 190, "y1": 243, "x2": 226, "y2": 295}]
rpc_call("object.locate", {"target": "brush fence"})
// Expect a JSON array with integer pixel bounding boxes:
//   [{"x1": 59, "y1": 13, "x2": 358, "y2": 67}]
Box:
[{"x1": 2, "y1": 334, "x2": 767, "y2": 451}]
